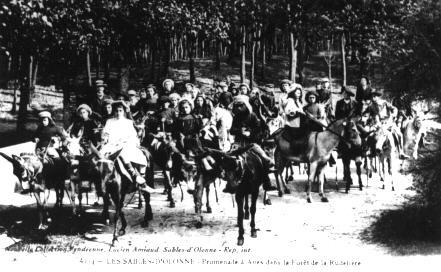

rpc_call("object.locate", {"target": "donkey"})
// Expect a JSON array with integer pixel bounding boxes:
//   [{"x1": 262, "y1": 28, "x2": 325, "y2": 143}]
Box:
[
  {"x1": 90, "y1": 148, "x2": 154, "y2": 245},
  {"x1": 274, "y1": 118, "x2": 361, "y2": 202},
  {"x1": 373, "y1": 127, "x2": 396, "y2": 191},
  {"x1": 207, "y1": 144, "x2": 268, "y2": 246},
  {"x1": 0, "y1": 152, "x2": 50, "y2": 229}
]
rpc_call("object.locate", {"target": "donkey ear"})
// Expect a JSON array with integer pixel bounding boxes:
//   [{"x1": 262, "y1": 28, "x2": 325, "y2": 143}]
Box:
[{"x1": 107, "y1": 148, "x2": 123, "y2": 161}]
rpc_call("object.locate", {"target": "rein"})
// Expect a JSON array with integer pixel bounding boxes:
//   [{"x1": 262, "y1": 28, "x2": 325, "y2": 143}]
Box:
[{"x1": 303, "y1": 113, "x2": 354, "y2": 145}]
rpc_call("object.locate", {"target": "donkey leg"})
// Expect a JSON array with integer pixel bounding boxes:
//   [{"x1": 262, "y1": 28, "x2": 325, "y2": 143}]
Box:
[
  {"x1": 343, "y1": 158, "x2": 351, "y2": 193},
  {"x1": 141, "y1": 191, "x2": 153, "y2": 226},
  {"x1": 250, "y1": 192, "x2": 258, "y2": 238},
  {"x1": 388, "y1": 158, "x2": 394, "y2": 191},
  {"x1": 356, "y1": 159, "x2": 363, "y2": 190},
  {"x1": 205, "y1": 186, "x2": 212, "y2": 213},
  {"x1": 306, "y1": 163, "x2": 317, "y2": 203},
  {"x1": 235, "y1": 193, "x2": 245, "y2": 246},
  {"x1": 110, "y1": 192, "x2": 120, "y2": 245},
  {"x1": 164, "y1": 170, "x2": 175, "y2": 208},
  {"x1": 287, "y1": 164, "x2": 294, "y2": 182},
  {"x1": 317, "y1": 164, "x2": 329, "y2": 202},
  {"x1": 102, "y1": 192, "x2": 111, "y2": 225},
  {"x1": 244, "y1": 195, "x2": 250, "y2": 220}
]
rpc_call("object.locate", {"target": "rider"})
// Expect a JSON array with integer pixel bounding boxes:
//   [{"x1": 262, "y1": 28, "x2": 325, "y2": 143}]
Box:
[
  {"x1": 303, "y1": 90, "x2": 327, "y2": 131},
  {"x1": 173, "y1": 99, "x2": 204, "y2": 158},
  {"x1": 356, "y1": 109, "x2": 378, "y2": 157},
  {"x1": 88, "y1": 80, "x2": 112, "y2": 116},
  {"x1": 283, "y1": 86, "x2": 305, "y2": 147},
  {"x1": 136, "y1": 84, "x2": 158, "y2": 115},
  {"x1": 101, "y1": 98, "x2": 114, "y2": 125},
  {"x1": 238, "y1": 83, "x2": 250, "y2": 96},
  {"x1": 355, "y1": 76, "x2": 373, "y2": 105},
  {"x1": 100, "y1": 101, "x2": 154, "y2": 192},
  {"x1": 33, "y1": 111, "x2": 67, "y2": 158},
  {"x1": 226, "y1": 95, "x2": 277, "y2": 193},
  {"x1": 371, "y1": 89, "x2": 409, "y2": 159},
  {"x1": 317, "y1": 78, "x2": 334, "y2": 120},
  {"x1": 69, "y1": 104, "x2": 100, "y2": 146},
  {"x1": 335, "y1": 86, "x2": 356, "y2": 119}
]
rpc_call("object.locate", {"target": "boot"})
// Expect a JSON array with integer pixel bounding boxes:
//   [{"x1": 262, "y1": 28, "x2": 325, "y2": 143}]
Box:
[{"x1": 123, "y1": 160, "x2": 154, "y2": 193}]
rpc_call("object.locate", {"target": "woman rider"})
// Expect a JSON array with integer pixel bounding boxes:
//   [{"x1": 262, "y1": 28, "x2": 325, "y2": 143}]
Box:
[
  {"x1": 33, "y1": 111, "x2": 67, "y2": 158},
  {"x1": 100, "y1": 101, "x2": 154, "y2": 192}
]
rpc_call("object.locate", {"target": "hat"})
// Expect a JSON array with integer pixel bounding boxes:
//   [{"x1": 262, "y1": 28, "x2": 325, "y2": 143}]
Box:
[
  {"x1": 38, "y1": 111, "x2": 52, "y2": 119},
  {"x1": 127, "y1": 90, "x2": 137, "y2": 96},
  {"x1": 112, "y1": 100, "x2": 130, "y2": 112},
  {"x1": 146, "y1": 84, "x2": 156, "y2": 90},
  {"x1": 76, "y1": 104, "x2": 92, "y2": 116},
  {"x1": 238, "y1": 83, "x2": 250, "y2": 91},
  {"x1": 233, "y1": 95, "x2": 252, "y2": 114},
  {"x1": 320, "y1": 77, "x2": 330, "y2": 83},
  {"x1": 372, "y1": 89, "x2": 383, "y2": 97},
  {"x1": 217, "y1": 81, "x2": 228, "y2": 88},
  {"x1": 265, "y1": 83, "x2": 275, "y2": 88},
  {"x1": 162, "y1": 79, "x2": 174, "y2": 89},
  {"x1": 95, "y1": 80, "x2": 107, "y2": 88},
  {"x1": 306, "y1": 90, "x2": 319, "y2": 100},
  {"x1": 280, "y1": 79, "x2": 292, "y2": 86},
  {"x1": 169, "y1": 92, "x2": 181, "y2": 100},
  {"x1": 341, "y1": 86, "x2": 355, "y2": 96},
  {"x1": 185, "y1": 82, "x2": 195, "y2": 88},
  {"x1": 103, "y1": 98, "x2": 114, "y2": 105},
  {"x1": 158, "y1": 95, "x2": 171, "y2": 105}
]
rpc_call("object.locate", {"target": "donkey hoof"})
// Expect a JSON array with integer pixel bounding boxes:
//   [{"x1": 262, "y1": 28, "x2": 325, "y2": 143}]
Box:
[
  {"x1": 264, "y1": 199, "x2": 272, "y2": 205},
  {"x1": 195, "y1": 221, "x2": 203, "y2": 229},
  {"x1": 278, "y1": 191, "x2": 283, "y2": 197},
  {"x1": 162, "y1": 189, "x2": 167, "y2": 195},
  {"x1": 137, "y1": 205, "x2": 143, "y2": 209},
  {"x1": 284, "y1": 189, "x2": 291, "y2": 194},
  {"x1": 287, "y1": 176, "x2": 294, "y2": 182},
  {"x1": 237, "y1": 238, "x2": 244, "y2": 246},
  {"x1": 141, "y1": 221, "x2": 149, "y2": 228},
  {"x1": 251, "y1": 230, "x2": 257, "y2": 238},
  {"x1": 244, "y1": 213, "x2": 250, "y2": 220},
  {"x1": 321, "y1": 197, "x2": 329, "y2": 202},
  {"x1": 169, "y1": 202, "x2": 176, "y2": 208},
  {"x1": 345, "y1": 189, "x2": 349, "y2": 194},
  {"x1": 307, "y1": 197, "x2": 312, "y2": 203},
  {"x1": 118, "y1": 229, "x2": 126, "y2": 236},
  {"x1": 206, "y1": 207, "x2": 212, "y2": 214},
  {"x1": 382, "y1": 185, "x2": 385, "y2": 190},
  {"x1": 392, "y1": 187, "x2": 395, "y2": 191}
]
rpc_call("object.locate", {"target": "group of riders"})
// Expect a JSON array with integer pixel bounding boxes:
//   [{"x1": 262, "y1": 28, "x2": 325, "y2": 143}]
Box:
[{"x1": 29, "y1": 75, "x2": 421, "y2": 196}]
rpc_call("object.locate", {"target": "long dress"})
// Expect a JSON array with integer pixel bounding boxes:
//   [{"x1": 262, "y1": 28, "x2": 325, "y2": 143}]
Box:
[{"x1": 101, "y1": 117, "x2": 147, "y2": 166}]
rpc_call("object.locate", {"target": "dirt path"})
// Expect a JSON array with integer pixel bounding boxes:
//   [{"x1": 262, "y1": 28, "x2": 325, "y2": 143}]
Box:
[{"x1": 0, "y1": 161, "x2": 417, "y2": 260}]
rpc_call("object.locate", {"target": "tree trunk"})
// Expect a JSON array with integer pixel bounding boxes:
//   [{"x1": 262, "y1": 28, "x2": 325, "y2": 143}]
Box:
[
  {"x1": 17, "y1": 55, "x2": 32, "y2": 133},
  {"x1": 250, "y1": 33, "x2": 256, "y2": 90},
  {"x1": 162, "y1": 38, "x2": 171, "y2": 78},
  {"x1": 188, "y1": 35, "x2": 196, "y2": 83},
  {"x1": 86, "y1": 48, "x2": 92, "y2": 87},
  {"x1": 150, "y1": 41, "x2": 156, "y2": 82},
  {"x1": 261, "y1": 34, "x2": 266, "y2": 80},
  {"x1": 215, "y1": 38, "x2": 221, "y2": 70},
  {"x1": 297, "y1": 40, "x2": 305, "y2": 84},
  {"x1": 96, "y1": 47, "x2": 101, "y2": 80},
  {"x1": 288, "y1": 32, "x2": 297, "y2": 83},
  {"x1": 32, "y1": 59, "x2": 38, "y2": 87},
  {"x1": 240, "y1": 26, "x2": 246, "y2": 83},
  {"x1": 341, "y1": 33, "x2": 347, "y2": 86}
]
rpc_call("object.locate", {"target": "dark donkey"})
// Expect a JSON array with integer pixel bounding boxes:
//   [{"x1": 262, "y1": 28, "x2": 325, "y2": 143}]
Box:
[
  {"x1": 207, "y1": 144, "x2": 268, "y2": 246},
  {"x1": 90, "y1": 147, "x2": 154, "y2": 245}
]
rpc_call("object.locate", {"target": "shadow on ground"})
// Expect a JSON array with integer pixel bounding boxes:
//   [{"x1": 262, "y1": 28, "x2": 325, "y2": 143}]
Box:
[{"x1": 360, "y1": 204, "x2": 441, "y2": 255}]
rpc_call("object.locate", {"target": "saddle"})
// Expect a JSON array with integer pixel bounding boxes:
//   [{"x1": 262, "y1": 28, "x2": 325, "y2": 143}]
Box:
[{"x1": 281, "y1": 127, "x2": 309, "y2": 156}]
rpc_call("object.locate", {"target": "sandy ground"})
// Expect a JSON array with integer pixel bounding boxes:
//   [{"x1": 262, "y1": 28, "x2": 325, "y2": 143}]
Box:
[{"x1": 0, "y1": 159, "x2": 431, "y2": 261}]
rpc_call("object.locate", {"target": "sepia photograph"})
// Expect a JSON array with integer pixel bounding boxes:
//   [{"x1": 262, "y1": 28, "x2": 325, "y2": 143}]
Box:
[{"x1": 0, "y1": 0, "x2": 440, "y2": 271}]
